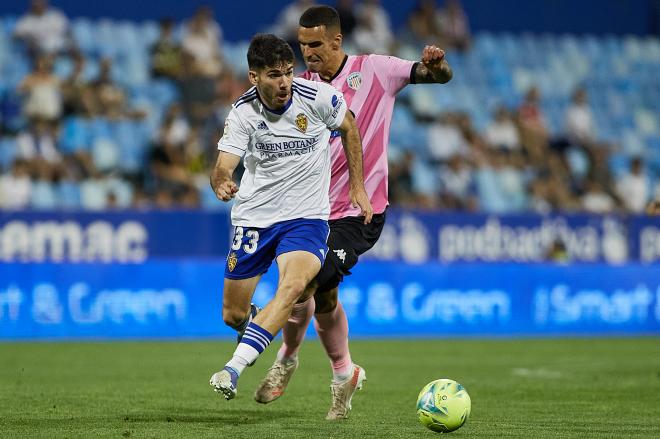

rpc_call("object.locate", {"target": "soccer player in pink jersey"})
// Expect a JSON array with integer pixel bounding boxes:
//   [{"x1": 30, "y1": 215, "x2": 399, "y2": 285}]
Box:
[{"x1": 254, "y1": 6, "x2": 452, "y2": 419}]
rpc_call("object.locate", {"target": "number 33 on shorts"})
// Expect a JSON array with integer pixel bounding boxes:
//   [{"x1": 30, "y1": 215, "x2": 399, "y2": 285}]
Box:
[
  {"x1": 225, "y1": 226, "x2": 267, "y2": 279},
  {"x1": 231, "y1": 226, "x2": 260, "y2": 254}
]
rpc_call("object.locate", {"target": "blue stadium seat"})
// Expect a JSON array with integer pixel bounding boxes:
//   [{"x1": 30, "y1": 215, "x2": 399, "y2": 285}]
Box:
[
  {"x1": 0, "y1": 136, "x2": 17, "y2": 170},
  {"x1": 59, "y1": 117, "x2": 90, "y2": 154},
  {"x1": 56, "y1": 179, "x2": 82, "y2": 209},
  {"x1": 30, "y1": 180, "x2": 58, "y2": 210}
]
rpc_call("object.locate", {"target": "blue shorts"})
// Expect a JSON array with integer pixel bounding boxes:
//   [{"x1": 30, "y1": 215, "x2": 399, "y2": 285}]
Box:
[{"x1": 224, "y1": 218, "x2": 330, "y2": 280}]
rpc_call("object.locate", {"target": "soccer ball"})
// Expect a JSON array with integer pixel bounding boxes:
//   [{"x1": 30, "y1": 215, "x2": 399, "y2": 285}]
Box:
[{"x1": 416, "y1": 378, "x2": 471, "y2": 433}]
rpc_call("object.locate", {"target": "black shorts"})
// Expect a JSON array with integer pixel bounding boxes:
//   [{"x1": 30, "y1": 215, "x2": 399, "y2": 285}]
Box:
[{"x1": 315, "y1": 211, "x2": 386, "y2": 293}]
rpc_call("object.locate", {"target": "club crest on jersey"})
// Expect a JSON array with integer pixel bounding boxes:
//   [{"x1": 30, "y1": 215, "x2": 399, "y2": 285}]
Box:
[
  {"x1": 295, "y1": 113, "x2": 308, "y2": 133},
  {"x1": 227, "y1": 252, "x2": 238, "y2": 272},
  {"x1": 347, "y1": 72, "x2": 362, "y2": 90}
]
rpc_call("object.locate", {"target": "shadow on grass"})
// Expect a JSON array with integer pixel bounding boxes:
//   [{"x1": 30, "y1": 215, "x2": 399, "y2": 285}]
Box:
[
  {"x1": 121, "y1": 406, "x2": 302, "y2": 424},
  {"x1": 3, "y1": 407, "x2": 301, "y2": 428}
]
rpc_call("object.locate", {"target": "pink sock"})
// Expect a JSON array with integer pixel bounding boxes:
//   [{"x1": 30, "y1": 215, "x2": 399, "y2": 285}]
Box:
[
  {"x1": 314, "y1": 301, "x2": 353, "y2": 381},
  {"x1": 277, "y1": 297, "x2": 315, "y2": 362}
]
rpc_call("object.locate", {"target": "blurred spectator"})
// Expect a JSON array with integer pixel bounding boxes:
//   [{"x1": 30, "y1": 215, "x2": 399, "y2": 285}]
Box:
[
  {"x1": 159, "y1": 103, "x2": 190, "y2": 149},
  {"x1": 647, "y1": 200, "x2": 660, "y2": 216},
  {"x1": 89, "y1": 59, "x2": 125, "y2": 118},
  {"x1": 60, "y1": 54, "x2": 88, "y2": 116},
  {"x1": 436, "y1": 0, "x2": 471, "y2": 51},
  {"x1": 517, "y1": 86, "x2": 548, "y2": 162},
  {"x1": 16, "y1": 119, "x2": 61, "y2": 171},
  {"x1": 19, "y1": 55, "x2": 62, "y2": 122},
  {"x1": 427, "y1": 113, "x2": 470, "y2": 162},
  {"x1": 581, "y1": 179, "x2": 616, "y2": 213},
  {"x1": 271, "y1": 0, "x2": 315, "y2": 59},
  {"x1": 406, "y1": 0, "x2": 441, "y2": 45},
  {"x1": 585, "y1": 146, "x2": 618, "y2": 201},
  {"x1": 484, "y1": 106, "x2": 520, "y2": 151},
  {"x1": 335, "y1": 0, "x2": 357, "y2": 41},
  {"x1": 353, "y1": 0, "x2": 394, "y2": 54},
  {"x1": 388, "y1": 149, "x2": 415, "y2": 205},
  {"x1": 14, "y1": 0, "x2": 70, "y2": 56},
  {"x1": 438, "y1": 154, "x2": 476, "y2": 210},
  {"x1": 528, "y1": 177, "x2": 552, "y2": 214},
  {"x1": 616, "y1": 157, "x2": 649, "y2": 213},
  {"x1": 545, "y1": 239, "x2": 570, "y2": 263},
  {"x1": 0, "y1": 159, "x2": 33, "y2": 209},
  {"x1": 182, "y1": 6, "x2": 224, "y2": 77},
  {"x1": 151, "y1": 18, "x2": 183, "y2": 79},
  {"x1": 178, "y1": 53, "x2": 216, "y2": 126},
  {"x1": 564, "y1": 88, "x2": 595, "y2": 147}
]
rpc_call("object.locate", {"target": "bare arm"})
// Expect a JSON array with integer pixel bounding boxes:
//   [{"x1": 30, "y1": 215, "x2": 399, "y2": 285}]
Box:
[
  {"x1": 337, "y1": 110, "x2": 373, "y2": 224},
  {"x1": 413, "y1": 45, "x2": 453, "y2": 84},
  {"x1": 210, "y1": 151, "x2": 241, "y2": 201}
]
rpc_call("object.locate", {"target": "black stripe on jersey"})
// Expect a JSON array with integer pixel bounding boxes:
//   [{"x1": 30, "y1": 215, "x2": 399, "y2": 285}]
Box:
[
  {"x1": 235, "y1": 96, "x2": 257, "y2": 108},
  {"x1": 292, "y1": 86, "x2": 316, "y2": 100},
  {"x1": 234, "y1": 89, "x2": 257, "y2": 105},
  {"x1": 292, "y1": 80, "x2": 318, "y2": 94}
]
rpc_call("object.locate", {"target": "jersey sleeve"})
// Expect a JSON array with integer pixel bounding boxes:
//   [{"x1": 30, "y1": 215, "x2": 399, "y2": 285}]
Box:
[
  {"x1": 217, "y1": 108, "x2": 250, "y2": 157},
  {"x1": 313, "y1": 82, "x2": 348, "y2": 130},
  {"x1": 368, "y1": 54, "x2": 416, "y2": 95}
]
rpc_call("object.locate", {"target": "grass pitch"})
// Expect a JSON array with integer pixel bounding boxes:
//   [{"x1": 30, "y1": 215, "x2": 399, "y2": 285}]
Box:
[{"x1": 1, "y1": 338, "x2": 659, "y2": 438}]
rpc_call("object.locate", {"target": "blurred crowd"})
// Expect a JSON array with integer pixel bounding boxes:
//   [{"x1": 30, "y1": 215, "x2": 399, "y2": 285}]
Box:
[{"x1": 0, "y1": 0, "x2": 658, "y2": 214}]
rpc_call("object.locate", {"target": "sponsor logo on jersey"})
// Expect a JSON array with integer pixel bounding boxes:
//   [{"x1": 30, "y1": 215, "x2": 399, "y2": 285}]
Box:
[
  {"x1": 331, "y1": 97, "x2": 344, "y2": 118},
  {"x1": 295, "y1": 113, "x2": 308, "y2": 133},
  {"x1": 331, "y1": 95, "x2": 339, "y2": 108},
  {"x1": 227, "y1": 252, "x2": 238, "y2": 272},
  {"x1": 347, "y1": 72, "x2": 362, "y2": 90},
  {"x1": 257, "y1": 121, "x2": 268, "y2": 130}
]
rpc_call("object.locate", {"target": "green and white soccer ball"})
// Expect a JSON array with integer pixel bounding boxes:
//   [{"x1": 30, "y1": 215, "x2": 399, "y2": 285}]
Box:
[{"x1": 416, "y1": 378, "x2": 471, "y2": 433}]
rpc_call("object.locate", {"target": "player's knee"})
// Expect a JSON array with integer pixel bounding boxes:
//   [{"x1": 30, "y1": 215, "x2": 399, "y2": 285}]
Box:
[
  {"x1": 278, "y1": 278, "x2": 308, "y2": 303},
  {"x1": 222, "y1": 306, "x2": 248, "y2": 328},
  {"x1": 296, "y1": 281, "x2": 318, "y2": 303},
  {"x1": 314, "y1": 288, "x2": 338, "y2": 314}
]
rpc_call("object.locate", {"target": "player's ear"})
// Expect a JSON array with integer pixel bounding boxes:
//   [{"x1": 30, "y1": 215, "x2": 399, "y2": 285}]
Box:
[
  {"x1": 248, "y1": 70, "x2": 259, "y2": 86},
  {"x1": 332, "y1": 33, "x2": 342, "y2": 50}
]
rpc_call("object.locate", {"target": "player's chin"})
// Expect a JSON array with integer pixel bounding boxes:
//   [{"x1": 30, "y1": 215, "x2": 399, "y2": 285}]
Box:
[{"x1": 305, "y1": 60, "x2": 321, "y2": 71}]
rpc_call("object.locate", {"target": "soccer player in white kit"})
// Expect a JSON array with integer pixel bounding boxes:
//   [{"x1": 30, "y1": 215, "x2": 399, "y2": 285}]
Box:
[
  {"x1": 254, "y1": 7, "x2": 453, "y2": 419},
  {"x1": 209, "y1": 33, "x2": 373, "y2": 400}
]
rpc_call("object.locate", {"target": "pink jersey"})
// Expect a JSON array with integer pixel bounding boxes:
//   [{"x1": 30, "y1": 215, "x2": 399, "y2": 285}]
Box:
[{"x1": 301, "y1": 54, "x2": 415, "y2": 220}]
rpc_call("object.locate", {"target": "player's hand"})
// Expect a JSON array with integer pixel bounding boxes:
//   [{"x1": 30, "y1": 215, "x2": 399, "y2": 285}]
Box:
[
  {"x1": 350, "y1": 186, "x2": 373, "y2": 225},
  {"x1": 214, "y1": 180, "x2": 239, "y2": 202},
  {"x1": 421, "y1": 45, "x2": 446, "y2": 74}
]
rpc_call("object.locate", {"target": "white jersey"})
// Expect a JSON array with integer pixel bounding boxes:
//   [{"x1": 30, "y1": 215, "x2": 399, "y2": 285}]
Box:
[{"x1": 218, "y1": 78, "x2": 347, "y2": 228}]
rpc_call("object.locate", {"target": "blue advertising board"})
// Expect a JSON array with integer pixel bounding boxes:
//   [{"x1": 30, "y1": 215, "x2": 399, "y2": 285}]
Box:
[
  {"x1": 1, "y1": 210, "x2": 658, "y2": 263},
  {"x1": 0, "y1": 210, "x2": 231, "y2": 263},
  {"x1": 366, "y1": 211, "x2": 636, "y2": 264},
  {"x1": 1, "y1": 261, "x2": 658, "y2": 339}
]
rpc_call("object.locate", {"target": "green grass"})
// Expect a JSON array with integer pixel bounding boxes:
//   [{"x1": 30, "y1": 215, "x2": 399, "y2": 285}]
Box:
[{"x1": 1, "y1": 338, "x2": 659, "y2": 438}]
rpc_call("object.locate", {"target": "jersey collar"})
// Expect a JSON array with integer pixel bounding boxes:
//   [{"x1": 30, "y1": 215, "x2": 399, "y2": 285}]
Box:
[{"x1": 320, "y1": 55, "x2": 348, "y2": 83}]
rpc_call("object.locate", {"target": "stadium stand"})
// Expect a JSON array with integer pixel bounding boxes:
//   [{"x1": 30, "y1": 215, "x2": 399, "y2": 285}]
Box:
[{"x1": 0, "y1": 2, "x2": 659, "y2": 213}]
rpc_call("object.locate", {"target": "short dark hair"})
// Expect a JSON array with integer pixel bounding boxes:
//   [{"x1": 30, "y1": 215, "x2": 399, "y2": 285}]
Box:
[
  {"x1": 299, "y1": 6, "x2": 341, "y2": 31},
  {"x1": 247, "y1": 33, "x2": 294, "y2": 70}
]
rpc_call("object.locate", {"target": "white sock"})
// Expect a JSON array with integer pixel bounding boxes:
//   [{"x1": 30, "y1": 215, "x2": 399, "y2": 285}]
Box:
[{"x1": 226, "y1": 343, "x2": 259, "y2": 375}]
